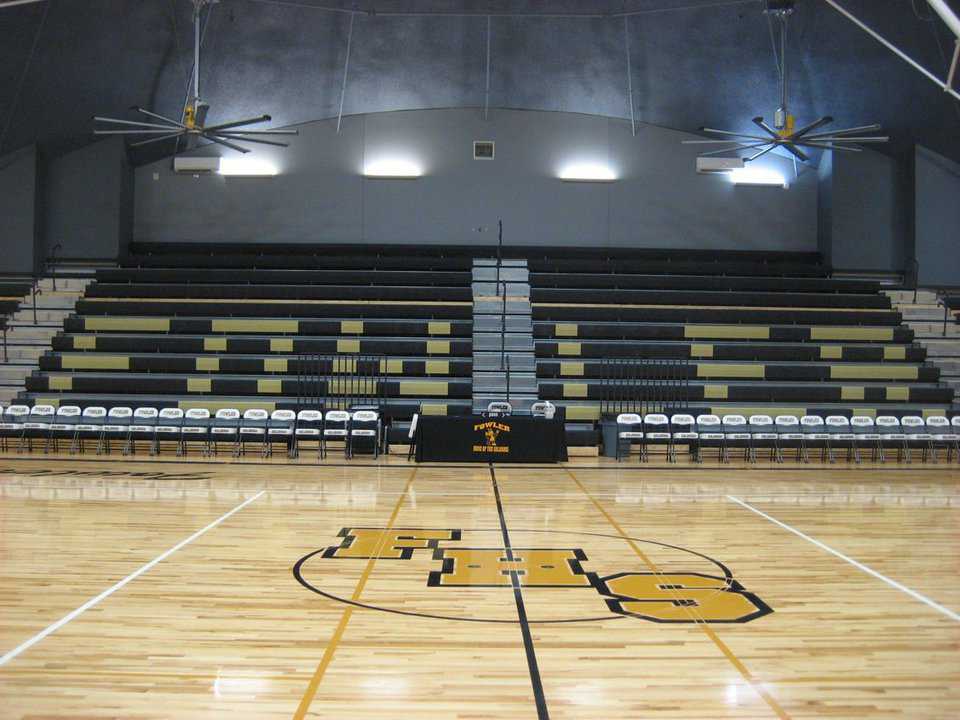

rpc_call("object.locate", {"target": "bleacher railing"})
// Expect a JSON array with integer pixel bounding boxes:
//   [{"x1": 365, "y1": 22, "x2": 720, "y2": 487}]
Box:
[
  {"x1": 600, "y1": 358, "x2": 690, "y2": 418},
  {"x1": 295, "y1": 353, "x2": 387, "y2": 411}
]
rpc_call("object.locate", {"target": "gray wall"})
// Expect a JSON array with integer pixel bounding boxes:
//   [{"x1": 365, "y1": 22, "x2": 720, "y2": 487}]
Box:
[
  {"x1": 819, "y1": 148, "x2": 909, "y2": 273},
  {"x1": 916, "y1": 145, "x2": 960, "y2": 288},
  {"x1": 135, "y1": 108, "x2": 817, "y2": 251},
  {"x1": 44, "y1": 137, "x2": 132, "y2": 261},
  {"x1": 0, "y1": 144, "x2": 40, "y2": 274}
]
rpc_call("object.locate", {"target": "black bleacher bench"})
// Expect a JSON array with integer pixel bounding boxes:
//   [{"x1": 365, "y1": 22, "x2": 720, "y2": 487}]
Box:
[
  {"x1": 85, "y1": 283, "x2": 473, "y2": 302},
  {"x1": 96, "y1": 268, "x2": 473, "y2": 287},
  {"x1": 531, "y1": 288, "x2": 890, "y2": 309},
  {"x1": 535, "y1": 341, "x2": 924, "y2": 361},
  {"x1": 62, "y1": 317, "x2": 472, "y2": 337},
  {"x1": 532, "y1": 305, "x2": 900, "y2": 326},
  {"x1": 527, "y1": 259, "x2": 826, "y2": 277},
  {"x1": 530, "y1": 273, "x2": 879, "y2": 294},
  {"x1": 75, "y1": 299, "x2": 472, "y2": 320}
]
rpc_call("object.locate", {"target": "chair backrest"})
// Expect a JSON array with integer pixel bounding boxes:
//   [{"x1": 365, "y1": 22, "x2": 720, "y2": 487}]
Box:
[
  {"x1": 875, "y1": 415, "x2": 900, "y2": 429},
  {"x1": 953, "y1": 416, "x2": 960, "y2": 427},
  {"x1": 748, "y1": 415, "x2": 773, "y2": 428},
  {"x1": 158, "y1": 408, "x2": 184, "y2": 422},
  {"x1": 324, "y1": 410, "x2": 350, "y2": 424},
  {"x1": 900, "y1": 415, "x2": 925, "y2": 429},
  {"x1": 5, "y1": 405, "x2": 30, "y2": 418},
  {"x1": 297, "y1": 410, "x2": 322, "y2": 423},
  {"x1": 530, "y1": 401, "x2": 555, "y2": 418},
  {"x1": 487, "y1": 401, "x2": 513, "y2": 416},
  {"x1": 644, "y1": 414, "x2": 669, "y2": 426},
  {"x1": 270, "y1": 409, "x2": 296, "y2": 425},
  {"x1": 850, "y1": 416, "x2": 875, "y2": 428},
  {"x1": 215, "y1": 408, "x2": 240, "y2": 421},
  {"x1": 30, "y1": 404, "x2": 55, "y2": 418},
  {"x1": 722, "y1": 414, "x2": 746, "y2": 427},
  {"x1": 108, "y1": 406, "x2": 132, "y2": 420},
  {"x1": 243, "y1": 409, "x2": 269, "y2": 421},
  {"x1": 670, "y1": 414, "x2": 695, "y2": 427},
  {"x1": 81, "y1": 406, "x2": 106, "y2": 420},
  {"x1": 56, "y1": 405, "x2": 82, "y2": 419},
  {"x1": 926, "y1": 415, "x2": 949, "y2": 429},
  {"x1": 775, "y1": 415, "x2": 800, "y2": 428},
  {"x1": 800, "y1": 415, "x2": 825, "y2": 428},
  {"x1": 825, "y1": 415, "x2": 850, "y2": 428},
  {"x1": 408, "y1": 413, "x2": 419, "y2": 439},
  {"x1": 616, "y1": 413, "x2": 642, "y2": 425},
  {"x1": 696, "y1": 414, "x2": 721, "y2": 427},
  {"x1": 352, "y1": 410, "x2": 379, "y2": 423},
  {"x1": 134, "y1": 407, "x2": 159, "y2": 420},
  {"x1": 185, "y1": 408, "x2": 211, "y2": 421}
]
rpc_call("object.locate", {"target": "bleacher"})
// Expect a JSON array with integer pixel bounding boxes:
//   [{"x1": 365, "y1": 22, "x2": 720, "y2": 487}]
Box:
[
  {"x1": 21, "y1": 243, "x2": 476, "y2": 445},
  {"x1": 530, "y1": 249, "x2": 955, "y2": 432}
]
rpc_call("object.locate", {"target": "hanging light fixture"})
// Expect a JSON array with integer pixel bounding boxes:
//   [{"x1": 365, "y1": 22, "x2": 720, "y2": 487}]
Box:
[
  {"x1": 92, "y1": 0, "x2": 297, "y2": 154},
  {"x1": 683, "y1": 0, "x2": 888, "y2": 165}
]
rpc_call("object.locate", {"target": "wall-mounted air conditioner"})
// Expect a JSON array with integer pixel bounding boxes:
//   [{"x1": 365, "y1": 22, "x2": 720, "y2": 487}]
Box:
[
  {"x1": 696, "y1": 157, "x2": 745, "y2": 174},
  {"x1": 173, "y1": 156, "x2": 221, "y2": 174}
]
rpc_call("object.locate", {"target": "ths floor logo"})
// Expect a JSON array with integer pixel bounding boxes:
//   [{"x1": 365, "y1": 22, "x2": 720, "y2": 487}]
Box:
[{"x1": 294, "y1": 527, "x2": 772, "y2": 624}]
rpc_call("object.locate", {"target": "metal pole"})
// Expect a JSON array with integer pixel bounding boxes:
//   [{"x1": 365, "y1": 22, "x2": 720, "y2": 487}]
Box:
[
  {"x1": 337, "y1": 12, "x2": 355, "y2": 134},
  {"x1": 780, "y1": 14, "x2": 787, "y2": 116},
  {"x1": 624, "y1": 16, "x2": 636, "y2": 136},
  {"x1": 193, "y1": 1, "x2": 201, "y2": 102},
  {"x1": 822, "y1": 0, "x2": 960, "y2": 102},
  {"x1": 927, "y1": 0, "x2": 960, "y2": 40},
  {"x1": 947, "y1": 39, "x2": 960, "y2": 91},
  {"x1": 2, "y1": 324, "x2": 7, "y2": 363},
  {"x1": 484, "y1": 15, "x2": 492, "y2": 120},
  {"x1": 31, "y1": 283, "x2": 37, "y2": 325},
  {"x1": 500, "y1": 280, "x2": 507, "y2": 372}
]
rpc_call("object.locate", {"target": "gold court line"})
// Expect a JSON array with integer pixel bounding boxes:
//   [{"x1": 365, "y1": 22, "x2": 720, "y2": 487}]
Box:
[
  {"x1": 292, "y1": 467, "x2": 418, "y2": 720},
  {"x1": 564, "y1": 468, "x2": 791, "y2": 720}
]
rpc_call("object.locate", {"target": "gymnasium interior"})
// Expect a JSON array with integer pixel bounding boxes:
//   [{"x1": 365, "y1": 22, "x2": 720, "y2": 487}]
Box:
[{"x1": 0, "y1": 0, "x2": 958, "y2": 717}]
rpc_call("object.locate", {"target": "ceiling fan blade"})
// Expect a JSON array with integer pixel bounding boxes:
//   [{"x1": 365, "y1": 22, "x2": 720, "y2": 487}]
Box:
[
  {"x1": 93, "y1": 116, "x2": 182, "y2": 131},
  {"x1": 216, "y1": 134, "x2": 289, "y2": 148},
  {"x1": 752, "y1": 116, "x2": 781, "y2": 139},
  {"x1": 203, "y1": 133, "x2": 251, "y2": 153},
  {"x1": 800, "y1": 141, "x2": 863, "y2": 153},
  {"x1": 131, "y1": 106, "x2": 186, "y2": 128},
  {"x1": 801, "y1": 136, "x2": 889, "y2": 143},
  {"x1": 128, "y1": 132, "x2": 187, "y2": 148},
  {"x1": 700, "y1": 127, "x2": 772, "y2": 141},
  {"x1": 804, "y1": 124, "x2": 882, "y2": 139},
  {"x1": 94, "y1": 129, "x2": 192, "y2": 135},
  {"x1": 746, "y1": 144, "x2": 777, "y2": 162},
  {"x1": 683, "y1": 139, "x2": 766, "y2": 144},
  {"x1": 698, "y1": 142, "x2": 771, "y2": 157},
  {"x1": 779, "y1": 142, "x2": 810, "y2": 163},
  {"x1": 204, "y1": 114, "x2": 272, "y2": 132},
  {"x1": 214, "y1": 129, "x2": 300, "y2": 136},
  {"x1": 790, "y1": 116, "x2": 834, "y2": 140}
]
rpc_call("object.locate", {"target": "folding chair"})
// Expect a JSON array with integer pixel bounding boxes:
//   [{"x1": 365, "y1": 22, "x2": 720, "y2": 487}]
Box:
[
  {"x1": 747, "y1": 415, "x2": 777, "y2": 463},
  {"x1": 182, "y1": 408, "x2": 212, "y2": 456},
  {"x1": 349, "y1": 410, "x2": 381, "y2": 459},
  {"x1": 21, "y1": 404, "x2": 55, "y2": 453},
  {"x1": 800, "y1": 415, "x2": 829, "y2": 463},
  {"x1": 721, "y1": 415, "x2": 750, "y2": 463},
  {"x1": 824, "y1": 415, "x2": 854, "y2": 463},
  {"x1": 73, "y1": 406, "x2": 106, "y2": 455},
  {"x1": 406, "y1": 412, "x2": 419, "y2": 461},
  {"x1": 267, "y1": 410, "x2": 296, "y2": 457},
  {"x1": 850, "y1": 416, "x2": 880, "y2": 463},
  {"x1": 239, "y1": 409, "x2": 269, "y2": 457},
  {"x1": 695, "y1": 414, "x2": 724, "y2": 461},
  {"x1": 294, "y1": 410, "x2": 323, "y2": 459},
  {"x1": 154, "y1": 408, "x2": 184, "y2": 455},
  {"x1": 615, "y1": 413, "x2": 644, "y2": 461},
  {"x1": 48, "y1": 405, "x2": 81, "y2": 453},
  {"x1": 486, "y1": 401, "x2": 513, "y2": 417},
  {"x1": 100, "y1": 407, "x2": 132, "y2": 455},
  {"x1": 322, "y1": 410, "x2": 350, "y2": 458},
  {"x1": 211, "y1": 408, "x2": 240, "y2": 455},
  {"x1": 530, "y1": 401, "x2": 556, "y2": 419},
  {"x1": 774, "y1": 415, "x2": 803, "y2": 463},
  {"x1": 128, "y1": 407, "x2": 159, "y2": 455},
  {"x1": 927, "y1": 415, "x2": 958, "y2": 463},
  {"x1": 642, "y1": 414, "x2": 670, "y2": 461},
  {"x1": 0, "y1": 405, "x2": 30, "y2": 452},
  {"x1": 875, "y1": 416, "x2": 906, "y2": 463},
  {"x1": 900, "y1": 416, "x2": 932, "y2": 463},
  {"x1": 669, "y1": 414, "x2": 698, "y2": 462}
]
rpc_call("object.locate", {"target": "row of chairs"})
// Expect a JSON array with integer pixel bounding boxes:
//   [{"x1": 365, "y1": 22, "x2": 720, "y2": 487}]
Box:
[
  {"x1": 0, "y1": 405, "x2": 383, "y2": 459},
  {"x1": 616, "y1": 413, "x2": 960, "y2": 464}
]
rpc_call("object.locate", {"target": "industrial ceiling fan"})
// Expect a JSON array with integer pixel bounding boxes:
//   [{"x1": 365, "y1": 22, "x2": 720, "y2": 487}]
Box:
[
  {"x1": 93, "y1": 0, "x2": 297, "y2": 153},
  {"x1": 683, "y1": 0, "x2": 888, "y2": 164}
]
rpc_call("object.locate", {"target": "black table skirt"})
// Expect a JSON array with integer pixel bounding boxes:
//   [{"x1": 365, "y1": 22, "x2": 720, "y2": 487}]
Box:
[{"x1": 415, "y1": 415, "x2": 568, "y2": 463}]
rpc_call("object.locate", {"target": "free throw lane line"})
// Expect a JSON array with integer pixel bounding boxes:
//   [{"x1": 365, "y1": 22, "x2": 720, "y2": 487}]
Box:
[
  {"x1": 727, "y1": 494, "x2": 960, "y2": 623},
  {"x1": 0, "y1": 489, "x2": 266, "y2": 667}
]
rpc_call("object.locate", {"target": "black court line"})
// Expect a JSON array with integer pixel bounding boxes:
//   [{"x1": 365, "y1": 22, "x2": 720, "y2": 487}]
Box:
[{"x1": 489, "y1": 465, "x2": 550, "y2": 720}]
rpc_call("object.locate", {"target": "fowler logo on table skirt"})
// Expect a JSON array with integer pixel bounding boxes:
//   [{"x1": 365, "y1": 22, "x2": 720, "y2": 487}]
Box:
[{"x1": 472, "y1": 421, "x2": 511, "y2": 454}]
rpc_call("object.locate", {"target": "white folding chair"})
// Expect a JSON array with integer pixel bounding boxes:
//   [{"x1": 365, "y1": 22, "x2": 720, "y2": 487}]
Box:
[
  {"x1": 322, "y1": 410, "x2": 350, "y2": 459},
  {"x1": 800, "y1": 415, "x2": 829, "y2": 463},
  {"x1": 73, "y1": 406, "x2": 106, "y2": 455},
  {"x1": 927, "y1": 415, "x2": 958, "y2": 463},
  {"x1": 0, "y1": 405, "x2": 30, "y2": 452},
  {"x1": 669, "y1": 414, "x2": 698, "y2": 462},
  {"x1": 900, "y1": 415, "x2": 932, "y2": 463},
  {"x1": 696, "y1": 414, "x2": 724, "y2": 461},
  {"x1": 531, "y1": 401, "x2": 556, "y2": 419},
  {"x1": 266, "y1": 409, "x2": 296, "y2": 457},
  {"x1": 155, "y1": 408, "x2": 184, "y2": 455},
  {"x1": 102, "y1": 406, "x2": 133, "y2": 455},
  {"x1": 774, "y1": 415, "x2": 803, "y2": 463},
  {"x1": 22, "y1": 404, "x2": 55, "y2": 453},
  {"x1": 875, "y1": 416, "x2": 906, "y2": 463},
  {"x1": 294, "y1": 410, "x2": 323, "y2": 459},
  {"x1": 748, "y1": 415, "x2": 777, "y2": 463},
  {"x1": 211, "y1": 408, "x2": 240, "y2": 455},
  {"x1": 487, "y1": 401, "x2": 513, "y2": 417},
  {"x1": 824, "y1": 415, "x2": 854, "y2": 463},
  {"x1": 128, "y1": 407, "x2": 159, "y2": 455},
  {"x1": 49, "y1": 405, "x2": 81, "y2": 453},
  {"x1": 182, "y1": 408, "x2": 212, "y2": 456},
  {"x1": 239, "y1": 409, "x2": 269, "y2": 456},
  {"x1": 850, "y1": 416, "x2": 880, "y2": 463},
  {"x1": 721, "y1": 415, "x2": 749, "y2": 463},
  {"x1": 349, "y1": 410, "x2": 381, "y2": 458},
  {"x1": 615, "y1": 413, "x2": 644, "y2": 461},
  {"x1": 643, "y1": 414, "x2": 671, "y2": 461}
]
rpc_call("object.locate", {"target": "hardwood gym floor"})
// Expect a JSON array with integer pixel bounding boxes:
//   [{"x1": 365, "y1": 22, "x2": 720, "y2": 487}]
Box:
[{"x1": 0, "y1": 457, "x2": 958, "y2": 718}]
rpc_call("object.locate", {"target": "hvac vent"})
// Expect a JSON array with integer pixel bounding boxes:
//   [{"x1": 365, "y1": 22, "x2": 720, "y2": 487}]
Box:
[
  {"x1": 696, "y1": 156, "x2": 745, "y2": 174},
  {"x1": 473, "y1": 141, "x2": 495, "y2": 160},
  {"x1": 173, "y1": 156, "x2": 221, "y2": 174}
]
